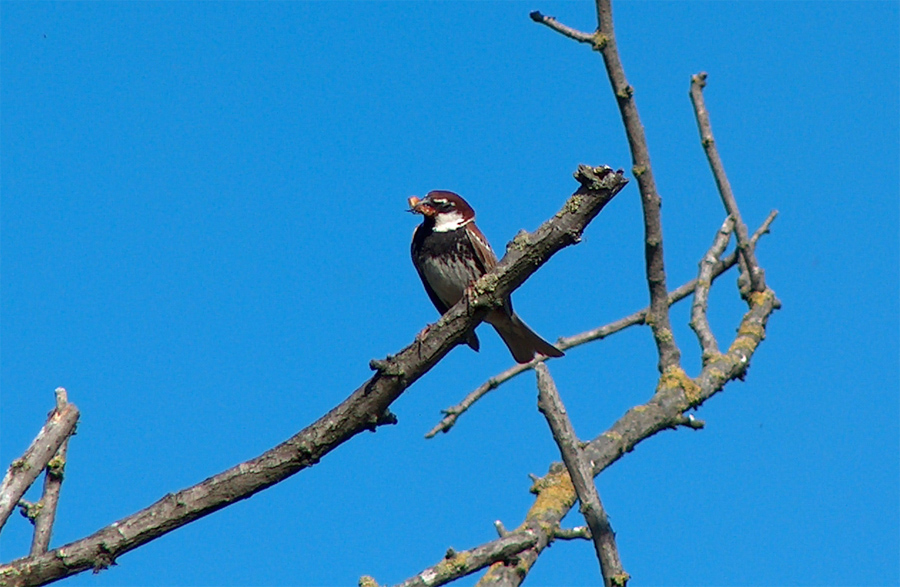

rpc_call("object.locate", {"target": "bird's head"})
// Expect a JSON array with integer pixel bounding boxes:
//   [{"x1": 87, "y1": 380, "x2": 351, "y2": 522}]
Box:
[{"x1": 407, "y1": 191, "x2": 475, "y2": 232}]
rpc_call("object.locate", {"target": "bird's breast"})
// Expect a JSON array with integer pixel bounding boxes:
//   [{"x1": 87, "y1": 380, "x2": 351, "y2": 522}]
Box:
[{"x1": 414, "y1": 229, "x2": 484, "y2": 308}]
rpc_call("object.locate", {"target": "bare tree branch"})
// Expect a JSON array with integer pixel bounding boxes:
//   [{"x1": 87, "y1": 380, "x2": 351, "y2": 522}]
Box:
[
  {"x1": 25, "y1": 389, "x2": 72, "y2": 556},
  {"x1": 425, "y1": 211, "x2": 777, "y2": 438},
  {"x1": 476, "y1": 286, "x2": 779, "y2": 586},
  {"x1": 0, "y1": 166, "x2": 627, "y2": 587},
  {"x1": 528, "y1": 11, "x2": 595, "y2": 44},
  {"x1": 581, "y1": 290, "x2": 780, "y2": 476},
  {"x1": 0, "y1": 398, "x2": 79, "y2": 530},
  {"x1": 529, "y1": 2, "x2": 681, "y2": 371},
  {"x1": 672, "y1": 413, "x2": 705, "y2": 430},
  {"x1": 0, "y1": 2, "x2": 783, "y2": 585},
  {"x1": 553, "y1": 526, "x2": 591, "y2": 541},
  {"x1": 535, "y1": 364, "x2": 628, "y2": 587},
  {"x1": 689, "y1": 217, "x2": 734, "y2": 362},
  {"x1": 593, "y1": 0, "x2": 680, "y2": 371},
  {"x1": 387, "y1": 531, "x2": 540, "y2": 587},
  {"x1": 476, "y1": 463, "x2": 577, "y2": 586},
  {"x1": 689, "y1": 72, "x2": 766, "y2": 293}
]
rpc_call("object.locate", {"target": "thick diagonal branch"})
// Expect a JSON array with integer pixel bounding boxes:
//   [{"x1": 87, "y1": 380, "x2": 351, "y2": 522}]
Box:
[
  {"x1": 535, "y1": 364, "x2": 628, "y2": 587},
  {"x1": 0, "y1": 400, "x2": 79, "y2": 530},
  {"x1": 0, "y1": 166, "x2": 627, "y2": 587},
  {"x1": 689, "y1": 73, "x2": 766, "y2": 293}
]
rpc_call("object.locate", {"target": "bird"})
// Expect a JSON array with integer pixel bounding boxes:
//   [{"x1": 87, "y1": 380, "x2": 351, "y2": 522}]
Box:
[{"x1": 408, "y1": 190, "x2": 564, "y2": 364}]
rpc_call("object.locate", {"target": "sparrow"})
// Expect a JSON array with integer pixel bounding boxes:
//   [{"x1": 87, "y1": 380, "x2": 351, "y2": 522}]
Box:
[{"x1": 408, "y1": 190, "x2": 564, "y2": 364}]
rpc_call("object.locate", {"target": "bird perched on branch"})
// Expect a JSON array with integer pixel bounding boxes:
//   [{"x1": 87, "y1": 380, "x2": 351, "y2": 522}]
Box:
[{"x1": 408, "y1": 190, "x2": 564, "y2": 364}]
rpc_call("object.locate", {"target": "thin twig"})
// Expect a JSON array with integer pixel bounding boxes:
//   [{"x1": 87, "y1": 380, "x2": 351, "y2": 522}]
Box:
[
  {"x1": 528, "y1": 11, "x2": 596, "y2": 44},
  {"x1": 689, "y1": 72, "x2": 766, "y2": 293},
  {"x1": 0, "y1": 398, "x2": 79, "y2": 530},
  {"x1": 553, "y1": 526, "x2": 591, "y2": 541},
  {"x1": 689, "y1": 217, "x2": 734, "y2": 362},
  {"x1": 673, "y1": 414, "x2": 705, "y2": 430},
  {"x1": 26, "y1": 389, "x2": 72, "y2": 555},
  {"x1": 425, "y1": 212, "x2": 777, "y2": 438},
  {"x1": 535, "y1": 364, "x2": 628, "y2": 587},
  {"x1": 0, "y1": 166, "x2": 628, "y2": 587},
  {"x1": 17, "y1": 501, "x2": 41, "y2": 524}
]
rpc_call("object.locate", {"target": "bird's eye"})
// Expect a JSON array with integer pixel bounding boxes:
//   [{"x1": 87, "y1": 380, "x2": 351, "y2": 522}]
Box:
[{"x1": 431, "y1": 198, "x2": 448, "y2": 205}]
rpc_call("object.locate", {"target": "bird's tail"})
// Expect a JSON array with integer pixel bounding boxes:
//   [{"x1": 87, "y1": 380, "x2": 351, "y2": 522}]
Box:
[{"x1": 487, "y1": 311, "x2": 564, "y2": 364}]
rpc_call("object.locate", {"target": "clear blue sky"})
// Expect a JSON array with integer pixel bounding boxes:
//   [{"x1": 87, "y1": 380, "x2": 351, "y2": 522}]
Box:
[{"x1": 2, "y1": 2, "x2": 897, "y2": 586}]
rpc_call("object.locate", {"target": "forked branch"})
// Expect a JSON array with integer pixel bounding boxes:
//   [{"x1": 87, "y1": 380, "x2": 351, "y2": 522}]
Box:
[
  {"x1": 0, "y1": 394, "x2": 79, "y2": 530},
  {"x1": 476, "y1": 285, "x2": 778, "y2": 586},
  {"x1": 24, "y1": 389, "x2": 73, "y2": 556},
  {"x1": 690, "y1": 72, "x2": 766, "y2": 293}
]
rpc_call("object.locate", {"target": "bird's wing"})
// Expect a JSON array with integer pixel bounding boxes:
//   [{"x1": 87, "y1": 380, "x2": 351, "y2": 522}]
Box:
[
  {"x1": 465, "y1": 222, "x2": 515, "y2": 316},
  {"x1": 465, "y1": 222, "x2": 498, "y2": 274}
]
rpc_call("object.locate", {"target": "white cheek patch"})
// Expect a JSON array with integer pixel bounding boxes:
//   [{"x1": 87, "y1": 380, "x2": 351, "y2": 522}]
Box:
[{"x1": 432, "y1": 211, "x2": 471, "y2": 232}]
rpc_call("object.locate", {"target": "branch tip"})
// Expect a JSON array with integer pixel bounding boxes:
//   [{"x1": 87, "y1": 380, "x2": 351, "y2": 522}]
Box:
[
  {"x1": 529, "y1": 11, "x2": 595, "y2": 43},
  {"x1": 18, "y1": 499, "x2": 41, "y2": 523},
  {"x1": 675, "y1": 414, "x2": 705, "y2": 430},
  {"x1": 368, "y1": 358, "x2": 404, "y2": 377},
  {"x1": 574, "y1": 164, "x2": 626, "y2": 191},
  {"x1": 691, "y1": 71, "x2": 708, "y2": 89},
  {"x1": 494, "y1": 520, "x2": 508, "y2": 537}
]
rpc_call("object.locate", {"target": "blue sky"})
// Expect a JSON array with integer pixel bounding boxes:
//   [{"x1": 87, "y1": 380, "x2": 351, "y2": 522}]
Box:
[{"x1": 1, "y1": 2, "x2": 897, "y2": 586}]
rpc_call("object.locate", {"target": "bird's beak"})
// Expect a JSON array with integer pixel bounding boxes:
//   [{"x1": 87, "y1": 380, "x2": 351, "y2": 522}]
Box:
[{"x1": 407, "y1": 196, "x2": 433, "y2": 215}]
